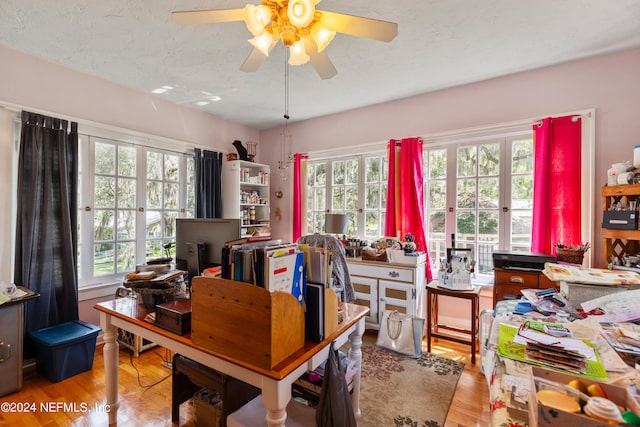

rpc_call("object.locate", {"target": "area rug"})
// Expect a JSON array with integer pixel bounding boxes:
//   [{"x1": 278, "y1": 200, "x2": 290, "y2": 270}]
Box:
[{"x1": 357, "y1": 335, "x2": 464, "y2": 427}]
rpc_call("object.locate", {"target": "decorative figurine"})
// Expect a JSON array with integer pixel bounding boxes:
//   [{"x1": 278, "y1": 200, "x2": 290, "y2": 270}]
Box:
[
  {"x1": 402, "y1": 233, "x2": 417, "y2": 254},
  {"x1": 232, "y1": 140, "x2": 249, "y2": 161}
]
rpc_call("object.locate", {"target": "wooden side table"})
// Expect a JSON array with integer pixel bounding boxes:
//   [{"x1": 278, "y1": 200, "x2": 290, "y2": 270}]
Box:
[{"x1": 426, "y1": 282, "x2": 481, "y2": 364}]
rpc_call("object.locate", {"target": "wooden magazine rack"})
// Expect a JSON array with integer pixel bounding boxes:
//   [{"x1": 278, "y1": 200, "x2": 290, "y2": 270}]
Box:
[{"x1": 190, "y1": 277, "x2": 305, "y2": 370}]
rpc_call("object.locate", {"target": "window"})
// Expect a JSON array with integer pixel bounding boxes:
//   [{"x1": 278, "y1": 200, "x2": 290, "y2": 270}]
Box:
[
  {"x1": 78, "y1": 135, "x2": 194, "y2": 288},
  {"x1": 306, "y1": 111, "x2": 594, "y2": 278},
  {"x1": 306, "y1": 151, "x2": 387, "y2": 238},
  {"x1": 424, "y1": 131, "x2": 535, "y2": 281}
]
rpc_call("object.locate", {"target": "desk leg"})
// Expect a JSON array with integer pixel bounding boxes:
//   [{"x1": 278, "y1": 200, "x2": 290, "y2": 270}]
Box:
[
  {"x1": 426, "y1": 290, "x2": 433, "y2": 353},
  {"x1": 471, "y1": 296, "x2": 479, "y2": 365},
  {"x1": 261, "y1": 380, "x2": 288, "y2": 427},
  {"x1": 348, "y1": 318, "x2": 365, "y2": 418},
  {"x1": 100, "y1": 312, "x2": 120, "y2": 424}
]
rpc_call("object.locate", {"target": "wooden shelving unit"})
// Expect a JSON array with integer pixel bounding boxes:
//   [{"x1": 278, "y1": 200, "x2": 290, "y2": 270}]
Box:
[{"x1": 601, "y1": 184, "x2": 640, "y2": 265}]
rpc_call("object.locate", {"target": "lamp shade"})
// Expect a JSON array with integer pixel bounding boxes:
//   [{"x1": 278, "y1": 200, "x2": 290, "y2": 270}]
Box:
[
  {"x1": 310, "y1": 23, "x2": 335, "y2": 52},
  {"x1": 325, "y1": 213, "x2": 348, "y2": 235},
  {"x1": 244, "y1": 4, "x2": 272, "y2": 36},
  {"x1": 288, "y1": 40, "x2": 310, "y2": 65},
  {"x1": 287, "y1": 0, "x2": 315, "y2": 28},
  {"x1": 249, "y1": 32, "x2": 274, "y2": 56}
]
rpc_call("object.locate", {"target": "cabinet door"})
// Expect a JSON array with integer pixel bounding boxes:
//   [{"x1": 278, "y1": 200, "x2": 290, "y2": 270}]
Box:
[
  {"x1": 351, "y1": 276, "x2": 378, "y2": 326},
  {"x1": 379, "y1": 280, "x2": 415, "y2": 316},
  {"x1": 0, "y1": 304, "x2": 22, "y2": 397}
]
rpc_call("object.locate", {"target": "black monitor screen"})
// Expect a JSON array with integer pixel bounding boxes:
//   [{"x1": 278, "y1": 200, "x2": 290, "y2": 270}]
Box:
[{"x1": 175, "y1": 218, "x2": 241, "y2": 277}]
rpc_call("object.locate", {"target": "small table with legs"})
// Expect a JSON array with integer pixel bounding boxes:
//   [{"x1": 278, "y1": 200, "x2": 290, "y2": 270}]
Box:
[{"x1": 426, "y1": 281, "x2": 481, "y2": 364}]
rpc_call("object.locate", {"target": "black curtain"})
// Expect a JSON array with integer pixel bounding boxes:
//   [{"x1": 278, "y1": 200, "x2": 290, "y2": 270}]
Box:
[
  {"x1": 194, "y1": 148, "x2": 223, "y2": 218},
  {"x1": 15, "y1": 111, "x2": 79, "y2": 357}
]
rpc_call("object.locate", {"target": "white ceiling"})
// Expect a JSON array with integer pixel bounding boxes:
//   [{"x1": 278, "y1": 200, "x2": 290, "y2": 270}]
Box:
[{"x1": 1, "y1": 1, "x2": 640, "y2": 130}]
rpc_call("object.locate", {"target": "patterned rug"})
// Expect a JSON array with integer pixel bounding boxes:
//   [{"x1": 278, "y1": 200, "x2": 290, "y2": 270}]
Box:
[{"x1": 357, "y1": 335, "x2": 464, "y2": 427}]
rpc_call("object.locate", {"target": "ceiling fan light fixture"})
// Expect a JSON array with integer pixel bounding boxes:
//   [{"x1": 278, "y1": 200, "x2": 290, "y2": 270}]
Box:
[
  {"x1": 249, "y1": 32, "x2": 274, "y2": 56},
  {"x1": 310, "y1": 22, "x2": 335, "y2": 52},
  {"x1": 280, "y1": 25, "x2": 297, "y2": 47},
  {"x1": 287, "y1": 0, "x2": 315, "y2": 28},
  {"x1": 244, "y1": 4, "x2": 272, "y2": 36},
  {"x1": 288, "y1": 40, "x2": 310, "y2": 66}
]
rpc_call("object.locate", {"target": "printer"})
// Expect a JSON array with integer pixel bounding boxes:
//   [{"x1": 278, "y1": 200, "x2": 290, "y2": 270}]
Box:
[{"x1": 492, "y1": 250, "x2": 556, "y2": 271}]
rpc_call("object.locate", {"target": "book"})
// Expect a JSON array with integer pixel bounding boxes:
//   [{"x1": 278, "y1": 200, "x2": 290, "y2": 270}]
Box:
[
  {"x1": 266, "y1": 251, "x2": 305, "y2": 306},
  {"x1": 305, "y1": 282, "x2": 325, "y2": 342},
  {"x1": 224, "y1": 235, "x2": 273, "y2": 246},
  {"x1": 309, "y1": 248, "x2": 327, "y2": 286}
]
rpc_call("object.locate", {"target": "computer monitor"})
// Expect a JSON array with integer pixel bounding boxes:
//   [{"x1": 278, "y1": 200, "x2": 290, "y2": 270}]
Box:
[{"x1": 175, "y1": 218, "x2": 241, "y2": 280}]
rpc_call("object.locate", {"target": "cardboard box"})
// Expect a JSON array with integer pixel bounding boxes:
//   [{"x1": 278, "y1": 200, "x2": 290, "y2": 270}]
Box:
[
  {"x1": 28, "y1": 320, "x2": 101, "y2": 383},
  {"x1": 529, "y1": 366, "x2": 640, "y2": 426}
]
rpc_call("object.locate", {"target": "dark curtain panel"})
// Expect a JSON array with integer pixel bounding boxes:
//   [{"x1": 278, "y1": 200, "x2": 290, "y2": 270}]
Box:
[
  {"x1": 194, "y1": 148, "x2": 223, "y2": 218},
  {"x1": 15, "y1": 111, "x2": 79, "y2": 357}
]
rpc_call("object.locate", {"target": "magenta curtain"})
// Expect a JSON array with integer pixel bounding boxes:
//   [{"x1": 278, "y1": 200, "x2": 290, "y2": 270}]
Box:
[
  {"x1": 292, "y1": 153, "x2": 303, "y2": 242},
  {"x1": 531, "y1": 116, "x2": 582, "y2": 254},
  {"x1": 385, "y1": 138, "x2": 432, "y2": 280}
]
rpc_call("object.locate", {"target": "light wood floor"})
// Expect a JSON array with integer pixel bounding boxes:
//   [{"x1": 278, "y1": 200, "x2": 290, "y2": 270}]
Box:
[{"x1": 0, "y1": 335, "x2": 490, "y2": 427}]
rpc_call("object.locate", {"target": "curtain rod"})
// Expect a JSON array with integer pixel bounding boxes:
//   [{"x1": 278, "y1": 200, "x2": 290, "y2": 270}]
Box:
[{"x1": 534, "y1": 111, "x2": 592, "y2": 127}]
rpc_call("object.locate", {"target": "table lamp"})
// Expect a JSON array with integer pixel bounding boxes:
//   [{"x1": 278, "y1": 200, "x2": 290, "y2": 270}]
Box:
[{"x1": 325, "y1": 213, "x2": 348, "y2": 236}]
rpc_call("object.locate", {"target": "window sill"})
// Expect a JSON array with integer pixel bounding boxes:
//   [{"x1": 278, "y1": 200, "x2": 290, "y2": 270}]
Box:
[{"x1": 78, "y1": 281, "x2": 121, "y2": 302}]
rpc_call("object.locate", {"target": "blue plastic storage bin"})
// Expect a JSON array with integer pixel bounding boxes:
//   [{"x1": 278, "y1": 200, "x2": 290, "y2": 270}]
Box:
[{"x1": 28, "y1": 320, "x2": 101, "y2": 383}]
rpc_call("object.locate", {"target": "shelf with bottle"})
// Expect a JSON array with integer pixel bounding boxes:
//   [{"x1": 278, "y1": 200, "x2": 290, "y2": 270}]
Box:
[
  {"x1": 239, "y1": 166, "x2": 269, "y2": 185},
  {"x1": 240, "y1": 189, "x2": 268, "y2": 206}
]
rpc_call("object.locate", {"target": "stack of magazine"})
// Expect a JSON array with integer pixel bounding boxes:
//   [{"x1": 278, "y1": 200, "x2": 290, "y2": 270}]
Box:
[
  {"x1": 520, "y1": 322, "x2": 587, "y2": 374},
  {"x1": 497, "y1": 320, "x2": 608, "y2": 380}
]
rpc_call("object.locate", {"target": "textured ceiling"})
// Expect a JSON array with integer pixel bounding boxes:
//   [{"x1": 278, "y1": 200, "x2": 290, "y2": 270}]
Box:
[{"x1": 1, "y1": 1, "x2": 640, "y2": 130}]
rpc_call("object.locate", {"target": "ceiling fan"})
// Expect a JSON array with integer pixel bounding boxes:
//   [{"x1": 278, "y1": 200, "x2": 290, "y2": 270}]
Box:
[{"x1": 171, "y1": 0, "x2": 398, "y2": 80}]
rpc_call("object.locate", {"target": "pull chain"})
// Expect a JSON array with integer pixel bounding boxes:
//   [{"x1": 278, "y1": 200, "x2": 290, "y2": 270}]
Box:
[{"x1": 284, "y1": 47, "x2": 290, "y2": 121}]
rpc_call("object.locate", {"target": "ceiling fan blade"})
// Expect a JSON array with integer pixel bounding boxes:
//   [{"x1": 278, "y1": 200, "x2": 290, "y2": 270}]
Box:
[
  {"x1": 240, "y1": 39, "x2": 278, "y2": 72},
  {"x1": 303, "y1": 38, "x2": 338, "y2": 80},
  {"x1": 240, "y1": 48, "x2": 268, "y2": 72},
  {"x1": 171, "y1": 8, "x2": 245, "y2": 25},
  {"x1": 318, "y1": 10, "x2": 398, "y2": 42}
]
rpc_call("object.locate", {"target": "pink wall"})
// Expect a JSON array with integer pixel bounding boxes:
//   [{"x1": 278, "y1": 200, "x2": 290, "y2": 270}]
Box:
[
  {"x1": 0, "y1": 43, "x2": 259, "y2": 149},
  {"x1": 261, "y1": 47, "x2": 640, "y2": 267}
]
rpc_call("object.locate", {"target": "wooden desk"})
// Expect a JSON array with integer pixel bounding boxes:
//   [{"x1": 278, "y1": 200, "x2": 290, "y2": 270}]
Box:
[
  {"x1": 426, "y1": 282, "x2": 481, "y2": 364},
  {"x1": 493, "y1": 267, "x2": 557, "y2": 307},
  {"x1": 94, "y1": 298, "x2": 368, "y2": 426}
]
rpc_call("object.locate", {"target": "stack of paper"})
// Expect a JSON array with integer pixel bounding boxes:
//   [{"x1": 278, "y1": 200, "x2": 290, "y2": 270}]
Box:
[
  {"x1": 497, "y1": 320, "x2": 608, "y2": 380},
  {"x1": 543, "y1": 262, "x2": 640, "y2": 285}
]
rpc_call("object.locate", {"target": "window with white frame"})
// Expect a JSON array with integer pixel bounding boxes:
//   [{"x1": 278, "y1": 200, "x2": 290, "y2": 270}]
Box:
[
  {"x1": 78, "y1": 135, "x2": 194, "y2": 288},
  {"x1": 306, "y1": 151, "x2": 387, "y2": 238},
  {"x1": 424, "y1": 132, "x2": 535, "y2": 281}
]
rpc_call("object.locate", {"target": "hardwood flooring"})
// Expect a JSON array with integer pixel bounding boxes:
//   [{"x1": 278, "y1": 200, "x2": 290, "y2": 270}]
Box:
[{"x1": 0, "y1": 336, "x2": 490, "y2": 427}]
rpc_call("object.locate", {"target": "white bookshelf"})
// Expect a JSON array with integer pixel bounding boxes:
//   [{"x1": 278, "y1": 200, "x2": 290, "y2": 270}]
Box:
[{"x1": 222, "y1": 160, "x2": 270, "y2": 238}]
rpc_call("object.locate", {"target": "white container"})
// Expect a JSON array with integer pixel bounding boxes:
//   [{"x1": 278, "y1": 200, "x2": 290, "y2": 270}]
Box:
[
  {"x1": 386, "y1": 249, "x2": 426, "y2": 265},
  {"x1": 607, "y1": 167, "x2": 618, "y2": 186},
  {"x1": 618, "y1": 171, "x2": 634, "y2": 185},
  {"x1": 635, "y1": 145, "x2": 640, "y2": 168},
  {"x1": 609, "y1": 162, "x2": 629, "y2": 186}
]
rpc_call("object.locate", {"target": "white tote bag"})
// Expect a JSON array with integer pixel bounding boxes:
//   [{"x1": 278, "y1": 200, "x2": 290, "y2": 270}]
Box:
[{"x1": 376, "y1": 310, "x2": 424, "y2": 358}]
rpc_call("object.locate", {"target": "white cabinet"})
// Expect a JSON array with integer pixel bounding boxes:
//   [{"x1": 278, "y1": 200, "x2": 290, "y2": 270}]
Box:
[
  {"x1": 222, "y1": 160, "x2": 270, "y2": 237},
  {"x1": 347, "y1": 259, "x2": 426, "y2": 330}
]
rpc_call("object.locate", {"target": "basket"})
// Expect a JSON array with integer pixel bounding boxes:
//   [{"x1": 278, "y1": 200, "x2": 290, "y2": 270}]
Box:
[
  {"x1": 555, "y1": 247, "x2": 585, "y2": 265},
  {"x1": 134, "y1": 287, "x2": 175, "y2": 311},
  {"x1": 361, "y1": 248, "x2": 387, "y2": 262}
]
